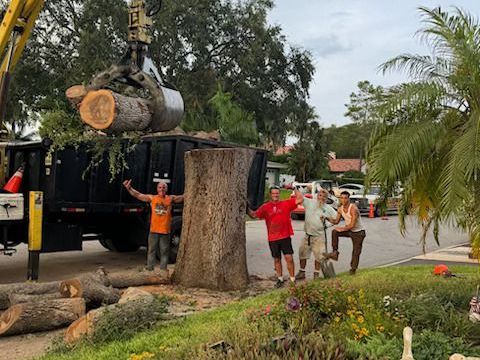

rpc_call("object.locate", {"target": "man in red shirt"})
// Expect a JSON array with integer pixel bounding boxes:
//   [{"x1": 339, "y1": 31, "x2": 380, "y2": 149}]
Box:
[{"x1": 248, "y1": 186, "x2": 303, "y2": 288}]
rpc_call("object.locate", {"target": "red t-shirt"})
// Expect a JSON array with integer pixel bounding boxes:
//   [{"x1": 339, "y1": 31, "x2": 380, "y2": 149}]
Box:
[{"x1": 255, "y1": 198, "x2": 297, "y2": 241}]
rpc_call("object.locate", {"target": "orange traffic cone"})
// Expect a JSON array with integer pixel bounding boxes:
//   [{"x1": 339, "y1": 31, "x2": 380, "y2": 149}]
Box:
[
  {"x1": 3, "y1": 166, "x2": 23, "y2": 193},
  {"x1": 368, "y1": 202, "x2": 375, "y2": 218}
]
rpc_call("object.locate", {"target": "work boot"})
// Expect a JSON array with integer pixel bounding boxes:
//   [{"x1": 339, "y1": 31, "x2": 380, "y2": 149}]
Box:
[
  {"x1": 323, "y1": 251, "x2": 339, "y2": 261},
  {"x1": 295, "y1": 270, "x2": 306, "y2": 280},
  {"x1": 349, "y1": 269, "x2": 356, "y2": 275},
  {"x1": 275, "y1": 279, "x2": 284, "y2": 289}
]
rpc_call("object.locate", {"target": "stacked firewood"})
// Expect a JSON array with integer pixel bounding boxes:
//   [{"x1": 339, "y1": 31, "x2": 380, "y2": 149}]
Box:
[{"x1": 0, "y1": 268, "x2": 170, "y2": 342}]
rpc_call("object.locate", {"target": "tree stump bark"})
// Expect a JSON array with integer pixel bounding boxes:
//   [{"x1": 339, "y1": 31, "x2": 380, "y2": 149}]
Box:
[
  {"x1": 0, "y1": 298, "x2": 85, "y2": 336},
  {"x1": 107, "y1": 270, "x2": 170, "y2": 288},
  {"x1": 8, "y1": 293, "x2": 62, "y2": 306},
  {"x1": 79, "y1": 89, "x2": 152, "y2": 133},
  {"x1": 172, "y1": 148, "x2": 254, "y2": 291},
  {"x1": 59, "y1": 272, "x2": 119, "y2": 306}
]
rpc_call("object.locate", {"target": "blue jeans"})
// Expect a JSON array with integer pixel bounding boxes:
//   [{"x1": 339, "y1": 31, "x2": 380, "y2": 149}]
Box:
[{"x1": 147, "y1": 232, "x2": 170, "y2": 270}]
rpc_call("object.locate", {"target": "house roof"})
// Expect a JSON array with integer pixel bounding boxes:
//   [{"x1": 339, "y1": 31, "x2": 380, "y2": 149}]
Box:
[
  {"x1": 275, "y1": 145, "x2": 294, "y2": 155},
  {"x1": 328, "y1": 159, "x2": 362, "y2": 173}
]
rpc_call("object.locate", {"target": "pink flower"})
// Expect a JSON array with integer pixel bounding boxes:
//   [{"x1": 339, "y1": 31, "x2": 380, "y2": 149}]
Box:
[{"x1": 264, "y1": 304, "x2": 272, "y2": 315}]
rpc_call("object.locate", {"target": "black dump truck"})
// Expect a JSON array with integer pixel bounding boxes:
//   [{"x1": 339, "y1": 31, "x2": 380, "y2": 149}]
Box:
[{"x1": 0, "y1": 135, "x2": 267, "y2": 262}]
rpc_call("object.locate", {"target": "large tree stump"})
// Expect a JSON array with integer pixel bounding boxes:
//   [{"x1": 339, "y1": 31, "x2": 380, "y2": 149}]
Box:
[
  {"x1": 172, "y1": 148, "x2": 254, "y2": 291},
  {"x1": 59, "y1": 271, "x2": 120, "y2": 306},
  {"x1": 79, "y1": 89, "x2": 152, "y2": 132},
  {"x1": 0, "y1": 298, "x2": 85, "y2": 336},
  {"x1": 0, "y1": 281, "x2": 60, "y2": 310},
  {"x1": 107, "y1": 270, "x2": 170, "y2": 288}
]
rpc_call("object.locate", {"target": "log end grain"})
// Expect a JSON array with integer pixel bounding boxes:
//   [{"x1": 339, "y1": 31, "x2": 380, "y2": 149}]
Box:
[{"x1": 79, "y1": 89, "x2": 116, "y2": 130}]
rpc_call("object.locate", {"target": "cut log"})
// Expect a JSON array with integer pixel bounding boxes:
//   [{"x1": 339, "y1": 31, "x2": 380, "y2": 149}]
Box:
[
  {"x1": 79, "y1": 89, "x2": 152, "y2": 132},
  {"x1": 172, "y1": 148, "x2": 254, "y2": 291},
  {"x1": 8, "y1": 293, "x2": 62, "y2": 306},
  {"x1": 0, "y1": 281, "x2": 60, "y2": 310},
  {"x1": 107, "y1": 270, "x2": 170, "y2": 288},
  {"x1": 0, "y1": 298, "x2": 85, "y2": 336},
  {"x1": 65, "y1": 85, "x2": 87, "y2": 107},
  {"x1": 64, "y1": 294, "x2": 155, "y2": 345},
  {"x1": 59, "y1": 271, "x2": 119, "y2": 306},
  {"x1": 118, "y1": 287, "x2": 154, "y2": 304}
]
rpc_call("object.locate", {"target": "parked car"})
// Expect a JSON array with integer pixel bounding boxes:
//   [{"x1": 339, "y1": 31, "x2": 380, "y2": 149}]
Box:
[
  {"x1": 290, "y1": 181, "x2": 339, "y2": 219},
  {"x1": 333, "y1": 183, "x2": 365, "y2": 197},
  {"x1": 350, "y1": 185, "x2": 400, "y2": 217}
]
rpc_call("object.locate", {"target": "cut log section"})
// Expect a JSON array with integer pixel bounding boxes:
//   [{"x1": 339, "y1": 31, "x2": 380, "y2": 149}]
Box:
[
  {"x1": 0, "y1": 281, "x2": 60, "y2": 310},
  {"x1": 107, "y1": 270, "x2": 170, "y2": 288},
  {"x1": 59, "y1": 271, "x2": 119, "y2": 306},
  {"x1": 79, "y1": 89, "x2": 152, "y2": 133},
  {"x1": 65, "y1": 85, "x2": 87, "y2": 107},
  {"x1": 172, "y1": 148, "x2": 254, "y2": 291},
  {"x1": 0, "y1": 298, "x2": 85, "y2": 336},
  {"x1": 65, "y1": 291, "x2": 154, "y2": 345}
]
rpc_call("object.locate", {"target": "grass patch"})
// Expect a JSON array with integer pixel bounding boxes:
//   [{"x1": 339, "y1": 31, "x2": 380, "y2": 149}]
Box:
[{"x1": 42, "y1": 265, "x2": 480, "y2": 360}]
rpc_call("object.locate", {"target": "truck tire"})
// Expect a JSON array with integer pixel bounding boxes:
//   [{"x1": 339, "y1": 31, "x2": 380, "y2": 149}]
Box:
[{"x1": 100, "y1": 217, "x2": 147, "y2": 252}]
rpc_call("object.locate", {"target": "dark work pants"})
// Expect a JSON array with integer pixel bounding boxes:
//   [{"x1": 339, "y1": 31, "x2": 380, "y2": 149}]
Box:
[{"x1": 331, "y1": 229, "x2": 366, "y2": 270}]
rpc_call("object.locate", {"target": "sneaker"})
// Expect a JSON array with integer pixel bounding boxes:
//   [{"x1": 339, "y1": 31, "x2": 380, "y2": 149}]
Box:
[
  {"x1": 275, "y1": 279, "x2": 285, "y2": 288},
  {"x1": 323, "y1": 251, "x2": 339, "y2": 261},
  {"x1": 349, "y1": 269, "x2": 356, "y2": 275},
  {"x1": 295, "y1": 270, "x2": 306, "y2": 280}
]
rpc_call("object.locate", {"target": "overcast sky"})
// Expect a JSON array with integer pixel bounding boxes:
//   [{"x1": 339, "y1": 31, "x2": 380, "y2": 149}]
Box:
[{"x1": 268, "y1": 0, "x2": 480, "y2": 127}]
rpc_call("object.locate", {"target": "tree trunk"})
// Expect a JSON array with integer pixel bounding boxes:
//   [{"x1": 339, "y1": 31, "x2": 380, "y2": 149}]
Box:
[
  {"x1": 65, "y1": 85, "x2": 87, "y2": 107},
  {"x1": 0, "y1": 281, "x2": 60, "y2": 310},
  {"x1": 79, "y1": 89, "x2": 152, "y2": 133},
  {"x1": 0, "y1": 298, "x2": 85, "y2": 336},
  {"x1": 64, "y1": 289, "x2": 154, "y2": 345},
  {"x1": 172, "y1": 148, "x2": 254, "y2": 291},
  {"x1": 107, "y1": 270, "x2": 170, "y2": 288},
  {"x1": 59, "y1": 272, "x2": 119, "y2": 306}
]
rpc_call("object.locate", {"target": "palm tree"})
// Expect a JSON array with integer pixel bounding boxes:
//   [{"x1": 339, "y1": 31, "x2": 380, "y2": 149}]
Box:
[{"x1": 366, "y1": 6, "x2": 480, "y2": 253}]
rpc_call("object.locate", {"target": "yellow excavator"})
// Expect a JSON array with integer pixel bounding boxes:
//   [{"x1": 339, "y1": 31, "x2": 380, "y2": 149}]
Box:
[{"x1": 0, "y1": 0, "x2": 184, "y2": 137}]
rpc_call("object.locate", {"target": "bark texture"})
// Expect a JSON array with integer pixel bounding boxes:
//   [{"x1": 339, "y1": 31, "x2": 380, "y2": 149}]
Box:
[
  {"x1": 108, "y1": 270, "x2": 170, "y2": 288},
  {"x1": 79, "y1": 89, "x2": 152, "y2": 132},
  {"x1": 8, "y1": 293, "x2": 62, "y2": 306},
  {"x1": 172, "y1": 148, "x2": 254, "y2": 290},
  {"x1": 0, "y1": 281, "x2": 60, "y2": 310},
  {"x1": 0, "y1": 298, "x2": 85, "y2": 336}
]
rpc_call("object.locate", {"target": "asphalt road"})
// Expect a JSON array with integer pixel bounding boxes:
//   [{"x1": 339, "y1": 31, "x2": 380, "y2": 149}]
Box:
[{"x1": 0, "y1": 216, "x2": 468, "y2": 284}]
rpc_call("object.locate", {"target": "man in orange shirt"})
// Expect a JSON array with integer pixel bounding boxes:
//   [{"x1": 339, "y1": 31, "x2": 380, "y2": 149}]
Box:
[{"x1": 123, "y1": 180, "x2": 184, "y2": 271}]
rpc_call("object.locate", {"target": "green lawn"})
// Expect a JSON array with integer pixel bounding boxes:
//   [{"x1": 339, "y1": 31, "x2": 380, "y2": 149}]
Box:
[{"x1": 42, "y1": 265, "x2": 480, "y2": 360}]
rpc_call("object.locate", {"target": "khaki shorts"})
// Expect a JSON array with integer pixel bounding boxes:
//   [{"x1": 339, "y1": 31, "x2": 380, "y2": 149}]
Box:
[{"x1": 298, "y1": 234, "x2": 326, "y2": 262}]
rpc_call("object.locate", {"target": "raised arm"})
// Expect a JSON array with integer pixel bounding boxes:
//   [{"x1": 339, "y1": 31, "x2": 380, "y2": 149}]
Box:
[
  {"x1": 122, "y1": 180, "x2": 152, "y2": 203},
  {"x1": 294, "y1": 187, "x2": 304, "y2": 205},
  {"x1": 171, "y1": 195, "x2": 184, "y2": 204}
]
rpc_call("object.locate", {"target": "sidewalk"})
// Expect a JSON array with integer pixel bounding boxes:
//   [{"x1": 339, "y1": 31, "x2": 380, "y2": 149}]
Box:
[{"x1": 389, "y1": 244, "x2": 479, "y2": 267}]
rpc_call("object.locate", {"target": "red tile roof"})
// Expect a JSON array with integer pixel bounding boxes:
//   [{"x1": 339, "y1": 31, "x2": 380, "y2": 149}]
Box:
[
  {"x1": 328, "y1": 159, "x2": 362, "y2": 173},
  {"x1": 275, "y1": 145, "x2": 294, "y2": 155}
]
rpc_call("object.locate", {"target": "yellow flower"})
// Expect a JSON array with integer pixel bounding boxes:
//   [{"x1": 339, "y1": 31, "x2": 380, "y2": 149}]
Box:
[
  {"x1": 351, "y1": 323, "x2": 359, "y2": 330},
  {"x1": 129, "y1": 352, "x2": 155, "y2": 360},
  {"x1": 334, "y1": 316, "x2": 341, "y2": 323},
  {"x1": 357, "y1": 315, "x2": 365, "y2": 324}
]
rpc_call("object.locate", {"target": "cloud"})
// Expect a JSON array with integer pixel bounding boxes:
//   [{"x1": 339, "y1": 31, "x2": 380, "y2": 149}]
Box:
[{"x1": 304, "y1": 34, "x2": 353, "y2": 58}]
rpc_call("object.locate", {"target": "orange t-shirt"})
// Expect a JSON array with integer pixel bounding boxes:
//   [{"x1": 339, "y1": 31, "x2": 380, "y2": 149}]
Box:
[{"x1": 150, "y1": 195, "x2": 172, "y2": 234}]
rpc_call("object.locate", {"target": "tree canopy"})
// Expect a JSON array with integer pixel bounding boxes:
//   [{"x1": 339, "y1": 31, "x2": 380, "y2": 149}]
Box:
[
  {"x1": 366, "y1": 6, "x2": 480, "y2": 252},
  {"x1": 6, "y1": 0, "x2": 315, "y2": 147}
]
